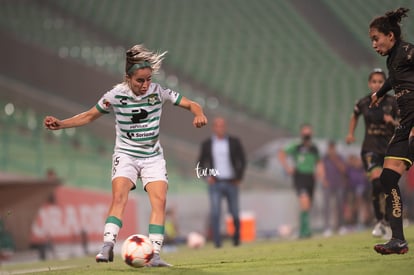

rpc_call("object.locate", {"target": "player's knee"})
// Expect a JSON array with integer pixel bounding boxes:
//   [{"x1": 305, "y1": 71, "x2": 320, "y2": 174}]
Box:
[
  {"x1": 369, "y1": 168, "x2": 382, "y2": 180},
  {"x1": 112, "y1": 190, "x2": 129, "y2": 206}
]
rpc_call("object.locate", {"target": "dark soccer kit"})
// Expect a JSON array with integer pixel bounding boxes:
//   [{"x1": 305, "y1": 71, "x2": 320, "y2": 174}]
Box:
[
  {"x1": 373, "y1": 39, "x2": 414, "y2": 255},
  {"x1": 376, "y1": 40, "x2": 414, "y2": 166},
  {"x1": 353, "y1": 94, "x2": 398, "y2": 172}
]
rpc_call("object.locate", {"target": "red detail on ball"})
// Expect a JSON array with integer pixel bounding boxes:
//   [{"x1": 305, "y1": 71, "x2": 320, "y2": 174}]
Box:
[
  {"x1": 130, "y1": 236, "x2": 145, "y2": 245},
  {"x1": 124, "y1": 254, "x2": 135, "y2": 266},
  {"x1": 145, "y1": 251, "x2": 154, "y2": 262}
]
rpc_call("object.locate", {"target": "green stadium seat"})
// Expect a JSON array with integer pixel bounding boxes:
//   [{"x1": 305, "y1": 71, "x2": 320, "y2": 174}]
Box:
[{"x1": 2, "y1": 0, "x2": 411, "y2": 153}]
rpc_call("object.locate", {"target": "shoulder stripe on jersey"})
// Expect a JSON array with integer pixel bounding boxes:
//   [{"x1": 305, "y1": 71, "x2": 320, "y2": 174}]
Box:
[{"x1": 95, "y1": 104, "x2": 110, "y2": 114}]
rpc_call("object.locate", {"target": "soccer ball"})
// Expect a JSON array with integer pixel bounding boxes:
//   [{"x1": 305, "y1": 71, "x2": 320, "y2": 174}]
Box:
[
  {"x1": 278, "y1": 224, "x2": 293, "y2": 239},
  {"x1": 121, "y1": 234, "x2": 154, "y2": 268},
  {"x1": 187, "y1": 231, "x2": 206, "y2": 249}
]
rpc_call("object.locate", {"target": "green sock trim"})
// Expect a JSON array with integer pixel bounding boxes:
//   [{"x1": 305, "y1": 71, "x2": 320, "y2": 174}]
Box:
[
  {"x1": 149, "y1": 224, "x2": 165, "y2": 234},
  {"x1": 106, "y1": 216, "x2": 123, "y2": 228}
]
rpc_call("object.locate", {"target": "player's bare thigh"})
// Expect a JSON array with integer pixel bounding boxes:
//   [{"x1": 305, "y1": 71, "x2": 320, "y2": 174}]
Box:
[{"x1": 383, "y1": 159, "x2": 407, "y2": 175}]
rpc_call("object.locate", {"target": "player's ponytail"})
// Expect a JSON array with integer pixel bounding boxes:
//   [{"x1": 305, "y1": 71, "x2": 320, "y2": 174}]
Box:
[
  {"x1": 370, "y1": 7, "x2": 409, "y2": 41},
  {"x1": 125, "y1": 44, "x2": 167, "y2": 76},
  {"x1": 386, "y1": 7, "x2": 409, "y2": 25}
]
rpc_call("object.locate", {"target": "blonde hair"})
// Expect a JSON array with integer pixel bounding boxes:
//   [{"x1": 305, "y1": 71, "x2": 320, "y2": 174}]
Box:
[{"x1": 125, "y1": 44, "x2": 167, "y2": 75}]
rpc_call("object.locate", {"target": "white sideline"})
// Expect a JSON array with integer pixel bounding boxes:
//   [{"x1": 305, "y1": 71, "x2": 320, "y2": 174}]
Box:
[{"x1": 0, "y1": 265, "x2": 74, "y2": 275}]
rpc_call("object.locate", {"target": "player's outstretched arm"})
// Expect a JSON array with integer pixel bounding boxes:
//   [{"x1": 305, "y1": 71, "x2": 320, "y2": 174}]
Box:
[
  {"x1": 44, "y1": 106, "x2": 103, "y2": 130},
  {"x1": 177, "y1": 97, "x2": 208, "y2": 128}
]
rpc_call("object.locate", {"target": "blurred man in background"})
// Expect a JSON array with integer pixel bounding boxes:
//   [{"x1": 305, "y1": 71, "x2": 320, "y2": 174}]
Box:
[{"x1": 198, "y1": 117, "x2": 246, "y2": 248}]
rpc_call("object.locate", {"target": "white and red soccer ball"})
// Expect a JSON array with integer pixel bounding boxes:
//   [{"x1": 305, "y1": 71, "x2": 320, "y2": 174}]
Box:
[
  {"x1": 187, "y1": 231, "x2": 206, "y2": 249},
  {"x1": 121, "y1": 234, "x2": 154, "y2": 268}
]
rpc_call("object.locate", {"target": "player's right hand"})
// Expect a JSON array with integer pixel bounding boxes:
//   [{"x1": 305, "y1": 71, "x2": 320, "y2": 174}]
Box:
[
  {"x1": 193, "y1": 114, "x2": 208, "y2": 128},
  {"x1": 345, "y1": 134, "x2": 355, "y2": 144},
  {"x1": 44, "y1": 116, "x2": 61, "y2": 130},
  {"x1": 286, "y1": 166, "x2": 295, "y2": 176}
]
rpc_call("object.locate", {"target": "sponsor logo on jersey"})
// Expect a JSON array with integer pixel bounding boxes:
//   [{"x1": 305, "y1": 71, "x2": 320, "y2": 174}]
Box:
[
  {"x1": 131, "y1": 109, "x2": 148, "y2": 123},
  {"x1": 126, "y1": 131, "x2": 155, "y2": 139},
  {"x1": 130, "y1": 123, "x2": 148, "y2": 129}
]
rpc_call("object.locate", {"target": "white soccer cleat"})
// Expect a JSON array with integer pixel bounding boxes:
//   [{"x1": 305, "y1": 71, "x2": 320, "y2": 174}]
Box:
[
  {"x1": 145, "y1": 253, "x2": 172, "y2": 267},
  {"x1": 96, "y1": 242, "x2": 114, "y2": 263}
]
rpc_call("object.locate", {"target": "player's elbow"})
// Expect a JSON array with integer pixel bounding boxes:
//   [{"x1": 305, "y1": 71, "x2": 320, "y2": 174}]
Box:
[{"x1": 189, "y1": 100, "x2": 202, "y2": 111}]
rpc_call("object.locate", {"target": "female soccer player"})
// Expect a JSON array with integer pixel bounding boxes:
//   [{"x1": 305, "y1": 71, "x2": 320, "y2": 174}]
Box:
[
  {"x1": 346, "y1": 69, "x2": 398, "y2": 239},
  {"x1": 44, "y1": 44, "x2": 208, "y2": 266},
  {"x1": 369, "y1": 7, "x2": 414, "y2": 255}
]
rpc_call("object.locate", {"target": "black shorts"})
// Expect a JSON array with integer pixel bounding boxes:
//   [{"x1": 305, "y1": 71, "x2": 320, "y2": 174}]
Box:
[
  {"x1": 386, "y1": 122, "x2": 414, "y2": 168},
  {"x1": 293, "y1": 172, "x2": 315, "y2": 199},
  {"x1": 361, "y1": 151, "x2": 385, "y2": 173}
]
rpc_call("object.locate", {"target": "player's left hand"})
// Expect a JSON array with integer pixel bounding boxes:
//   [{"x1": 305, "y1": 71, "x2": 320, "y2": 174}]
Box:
[{"x1": 193, "y1": 114, "x2": 208, "y2": 128}]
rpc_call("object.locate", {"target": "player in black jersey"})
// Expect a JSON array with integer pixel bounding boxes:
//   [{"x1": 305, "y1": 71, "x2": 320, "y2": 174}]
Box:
[
  {"x1": 369, "y1": 7, "x2": 414, "y2": 255},
  {"x1": 346, "y1": 69, "x2": 398, "y2": 239}
]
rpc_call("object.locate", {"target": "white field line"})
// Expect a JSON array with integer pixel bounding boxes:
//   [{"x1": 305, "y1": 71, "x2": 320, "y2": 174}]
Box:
[{"x1": 0, "y1": 265, "x2": 74, "y2": 275}]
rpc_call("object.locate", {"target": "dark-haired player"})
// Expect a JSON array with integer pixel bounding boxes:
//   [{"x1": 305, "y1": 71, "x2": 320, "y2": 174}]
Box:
[
  {"x1": 369, "y1": 7, "x2": 414, "y2": 254},
  {"x1": 346, "y1": 69, "x2": 398, "y2": 239}
]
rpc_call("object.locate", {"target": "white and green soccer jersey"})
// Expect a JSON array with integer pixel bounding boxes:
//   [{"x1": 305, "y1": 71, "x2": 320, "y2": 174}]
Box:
[{"x1": 96, "y1": 82, "x2": 182, "y2": 158}]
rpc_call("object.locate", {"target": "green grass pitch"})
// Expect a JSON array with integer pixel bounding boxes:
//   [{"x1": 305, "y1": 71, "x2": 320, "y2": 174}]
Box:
[{"x1": 2, "y1": 226, "x2": 414, "y2": 274}]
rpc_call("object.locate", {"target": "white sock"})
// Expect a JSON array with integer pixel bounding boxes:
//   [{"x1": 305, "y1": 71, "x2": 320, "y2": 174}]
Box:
[
  {"x1": 103, "y1": 223, "x2": 120, "y2": 244},
  {"x1": 149, "y1": 233, "x2": 164, "y2": 254}
]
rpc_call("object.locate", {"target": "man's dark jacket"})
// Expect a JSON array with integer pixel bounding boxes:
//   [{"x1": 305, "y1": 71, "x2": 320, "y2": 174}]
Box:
[{"x1": 198, "y1": 136, "x2": 246, "y2": 181}]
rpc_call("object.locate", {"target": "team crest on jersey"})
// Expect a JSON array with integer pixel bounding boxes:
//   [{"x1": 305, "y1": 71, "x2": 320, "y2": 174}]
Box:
[{"x1": 148, "y1": 94, "x2": 160, "y2": 105}]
